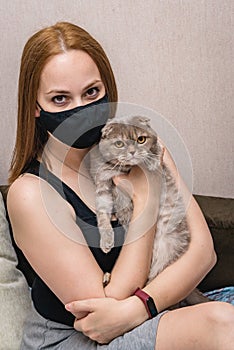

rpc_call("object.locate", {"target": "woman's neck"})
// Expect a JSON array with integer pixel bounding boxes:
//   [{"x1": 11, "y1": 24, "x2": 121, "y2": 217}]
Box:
[
  {"x1": 41, "y1": 135, "x2": 90, "y2": 174},
  {"x1": 39, "y1": 135, "x2": 96, "y2": 212}
]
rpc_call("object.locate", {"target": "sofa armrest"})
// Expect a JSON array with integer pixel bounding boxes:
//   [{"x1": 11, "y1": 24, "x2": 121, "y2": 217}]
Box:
[
  {"x1": 195, "y1": 195, "x2": 234, "y2": 292},
  {"x1": 0, "y1": 185, "x2": 36, "y2": 286}
]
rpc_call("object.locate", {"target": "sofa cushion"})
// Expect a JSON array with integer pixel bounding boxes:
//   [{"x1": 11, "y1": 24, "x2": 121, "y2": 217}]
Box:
[{"x1": 0, "y1": 192, "x2": 32, "y2": 349}]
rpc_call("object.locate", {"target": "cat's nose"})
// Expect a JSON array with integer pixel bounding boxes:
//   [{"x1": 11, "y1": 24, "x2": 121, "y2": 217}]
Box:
[{"x1": 128, "y1": 145, "x2": 135, "y2": 155}]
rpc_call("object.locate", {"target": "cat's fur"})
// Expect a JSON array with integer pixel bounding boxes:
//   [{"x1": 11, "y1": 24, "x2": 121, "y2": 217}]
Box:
[{"x1": 90, "y1": 115, "x2": 209, "y2": 306}]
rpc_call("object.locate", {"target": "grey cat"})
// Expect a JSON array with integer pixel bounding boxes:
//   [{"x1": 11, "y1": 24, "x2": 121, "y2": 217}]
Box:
[{"x1": 90, "y1": 115, "x2": 209, "y2": 305}]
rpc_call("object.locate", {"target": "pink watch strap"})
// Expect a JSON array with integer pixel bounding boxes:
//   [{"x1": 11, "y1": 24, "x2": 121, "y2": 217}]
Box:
[{"x1": 133, "y1": 288, "x2": 153, "y2": 318}]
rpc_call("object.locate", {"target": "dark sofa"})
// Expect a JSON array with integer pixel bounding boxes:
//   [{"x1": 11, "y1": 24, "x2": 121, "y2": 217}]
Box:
[{"x1": 0, "y1": 185, "x2": 233, "y2": 292}]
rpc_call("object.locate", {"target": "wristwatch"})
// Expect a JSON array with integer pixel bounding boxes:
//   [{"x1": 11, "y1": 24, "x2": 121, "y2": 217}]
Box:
[{"x1": 133, "y1": 288, "x2": 158, "y2": 318}]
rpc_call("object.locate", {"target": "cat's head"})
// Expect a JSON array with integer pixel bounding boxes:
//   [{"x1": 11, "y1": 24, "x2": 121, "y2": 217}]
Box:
[{"x1": 99, "y1": 115, "x2": 163, "y2": 171}]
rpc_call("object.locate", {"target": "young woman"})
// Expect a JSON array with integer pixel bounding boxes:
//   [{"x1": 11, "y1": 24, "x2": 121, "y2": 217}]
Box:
[{"x1": 7, "y1": 22, "x2": 234, "y2": 349}]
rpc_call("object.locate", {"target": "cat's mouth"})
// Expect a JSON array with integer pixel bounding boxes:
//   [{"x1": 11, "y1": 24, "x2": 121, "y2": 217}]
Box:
[
  {"x1": 120, "y1": 153, "x2": 138, "y2": 162},
  {"x1": 125, "y1": 159, "x2": 137, "y2": 165},
  {"x1": 119, "y1": 158, "x2": 138, "y2": 167}
]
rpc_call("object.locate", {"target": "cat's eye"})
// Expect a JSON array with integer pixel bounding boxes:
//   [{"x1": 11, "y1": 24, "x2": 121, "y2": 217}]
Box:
[
  {"x1": 137, "y1": 136, "x2": 147, "y2": 144},
  {"x1": 114, "y1": 140, "x2": 124, "y2": 148}
]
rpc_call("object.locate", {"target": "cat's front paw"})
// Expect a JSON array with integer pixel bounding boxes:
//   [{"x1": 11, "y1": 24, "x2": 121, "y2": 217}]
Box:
[
  {"x1": 100, "y1": 228, "x2": 115, "y2": 254},
  {"x1": 103, "y1": 272, "x2": 111, "y2": 287},
  {"x1": 116, "y1": 204, "x2": 133, "y2": 226}
]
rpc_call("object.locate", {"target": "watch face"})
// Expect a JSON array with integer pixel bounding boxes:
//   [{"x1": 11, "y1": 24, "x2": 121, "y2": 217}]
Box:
[{"x1": 147, "y1": 297, "x2": 158, "y2": 317}]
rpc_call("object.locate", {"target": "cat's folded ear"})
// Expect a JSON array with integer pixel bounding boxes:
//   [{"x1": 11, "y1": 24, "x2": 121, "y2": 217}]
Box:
[
  {"x1": 101, "y1": 122, "x2": 113, "y2": 138},
  {"x1": 131, "y1": 115, "x2": 151, "y2": 128}
]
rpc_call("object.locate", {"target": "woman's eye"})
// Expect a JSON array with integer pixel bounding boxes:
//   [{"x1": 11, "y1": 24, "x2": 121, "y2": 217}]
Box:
[
  {"x1": 85, "y1": 87, "x2": 100, "y2": 98},
  {"x1": 114, "y1": 140, "x2": 124, "y2": 148},
  {"x1": 52, "y1": 95, "x2": 67, "y2": 105},
  {"x1": 137, "y1": 136, "x2": 147, "y2": 144}
]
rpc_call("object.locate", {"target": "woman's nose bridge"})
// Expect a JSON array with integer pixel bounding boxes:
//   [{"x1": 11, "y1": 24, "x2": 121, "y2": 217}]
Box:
[{"x1": 74, "y1": 96, "x2": 83, "y2": 107}]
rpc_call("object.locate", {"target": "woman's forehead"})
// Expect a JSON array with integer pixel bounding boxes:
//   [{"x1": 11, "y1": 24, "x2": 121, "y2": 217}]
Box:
[{"x1": 39, "y1": 50, "x2": 101, "y2": 92}]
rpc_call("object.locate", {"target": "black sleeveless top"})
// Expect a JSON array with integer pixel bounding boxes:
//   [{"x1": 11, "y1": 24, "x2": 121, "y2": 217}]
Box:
[{"x1": 26, "y1": 160, "x2": 125, "y2": 326}]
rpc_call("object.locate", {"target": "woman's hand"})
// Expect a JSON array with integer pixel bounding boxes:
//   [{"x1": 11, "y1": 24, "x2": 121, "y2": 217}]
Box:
[{"x1": 65, "y1": 296, "x2": 148, "y2": 344}]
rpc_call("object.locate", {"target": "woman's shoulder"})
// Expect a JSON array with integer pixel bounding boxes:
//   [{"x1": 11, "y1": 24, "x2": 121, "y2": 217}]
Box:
[
  {"x1": 7, "y1": 174, "x2": 42, "y2": 207},
  {"x1": 7, "y1": 173, "x2": 73, "y2": 220},
  {"x1": 7, "y1": 175, "x2": 45, "y2": 226}
]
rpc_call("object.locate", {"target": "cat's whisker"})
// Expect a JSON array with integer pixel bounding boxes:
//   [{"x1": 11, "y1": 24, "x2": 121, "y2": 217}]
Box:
[
  {"x1": 145, "y1": 154, "x2": 157, "y2": 161},
  {"x1": 110, "y1": 161, "x2": 121, "y2": 171},
  {"x1": 146, "y1": 154, "x2": 161, "y2": 164},
  {"x1": 118, "y1": 163, "x2": 125, "y2": 173},
  {"x1": 144, "y1": 157, "x2": 155, "y2": 167}
]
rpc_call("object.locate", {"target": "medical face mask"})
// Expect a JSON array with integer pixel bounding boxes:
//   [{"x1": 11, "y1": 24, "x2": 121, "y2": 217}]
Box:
[{"x1": 37, "y1": 95, "x2": 110, "y2": 149}]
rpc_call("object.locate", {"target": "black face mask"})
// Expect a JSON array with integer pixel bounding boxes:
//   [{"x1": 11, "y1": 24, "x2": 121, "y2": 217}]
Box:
[{"x1": 37, "y1": 95, "x2": 110, "y2": 149}]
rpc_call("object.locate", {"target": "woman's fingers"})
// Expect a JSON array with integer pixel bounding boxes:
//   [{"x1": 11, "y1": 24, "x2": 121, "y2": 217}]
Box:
[
  {"x1": 66, "y1": 299, "x2": 95, "y2": 312},
  {"x1": 65, "y1": 300, "x2": 95, "y2": 319}
]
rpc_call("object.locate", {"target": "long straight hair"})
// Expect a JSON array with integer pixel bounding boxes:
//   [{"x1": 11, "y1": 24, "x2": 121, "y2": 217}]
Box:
[{"x1": 9, "y1": 22, "x2": 118, "y2": 184}]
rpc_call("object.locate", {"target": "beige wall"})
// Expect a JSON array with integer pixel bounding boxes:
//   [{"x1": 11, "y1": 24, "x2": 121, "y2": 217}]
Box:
[{"x1": 0, "y1": 0, "x2": 233, "y2": 198}]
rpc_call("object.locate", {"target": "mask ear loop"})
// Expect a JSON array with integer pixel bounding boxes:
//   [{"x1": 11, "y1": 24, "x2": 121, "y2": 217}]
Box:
[{"x1": 36, "y1": 101, "x2": 44, "y2": 111}]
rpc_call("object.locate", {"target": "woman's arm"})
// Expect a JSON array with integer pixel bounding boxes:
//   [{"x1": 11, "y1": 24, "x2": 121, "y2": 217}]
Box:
[
  {"x1": 104, "y1": 165, "x2": 162, "y2": 299},
  {"x1": 144, "y1": 193, "x2": 217, "y2": 311},
  {"x1": 7, "y1": 174, "x2": 105, "y2": 305},
  {"x1": 143, "y1": 146, "x2": 217, "y2": 311}
]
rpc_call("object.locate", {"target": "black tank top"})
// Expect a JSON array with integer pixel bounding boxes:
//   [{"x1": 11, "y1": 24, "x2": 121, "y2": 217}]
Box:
[{"x1": 26, "y1": 160, "x2": 125, "y2": 326}]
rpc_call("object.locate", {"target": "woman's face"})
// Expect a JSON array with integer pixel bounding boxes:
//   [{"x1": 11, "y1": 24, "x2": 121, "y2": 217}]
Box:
[{"x1": 35, "y1": 50, "x2": 106, "y2": 115}]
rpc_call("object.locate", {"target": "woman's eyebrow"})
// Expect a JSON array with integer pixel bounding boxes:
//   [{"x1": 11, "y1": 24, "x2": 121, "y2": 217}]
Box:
[
  {"x1": 45, "y1": 89, "x2": 69, "y2": 95},
  {"x1": 45, "y1": 80, "x2": 102, "y2": 95},
  {"x1": 82, "y1": 79, "x2": 102, "y2": 91}
]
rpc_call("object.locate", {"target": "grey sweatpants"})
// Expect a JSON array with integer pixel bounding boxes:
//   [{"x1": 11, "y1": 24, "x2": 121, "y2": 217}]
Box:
[{"x1": 20, "y1": 305, "x2": 167, "y2": 350}]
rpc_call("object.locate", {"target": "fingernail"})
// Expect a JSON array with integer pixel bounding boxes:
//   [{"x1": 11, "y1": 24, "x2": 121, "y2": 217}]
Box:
[{"x1": 65, "y1": 303, "x2": 71, "y2": 310}]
